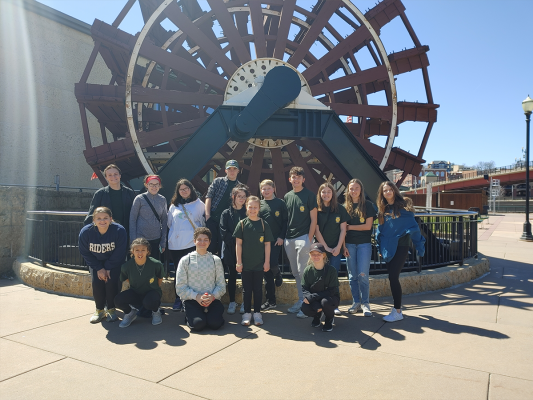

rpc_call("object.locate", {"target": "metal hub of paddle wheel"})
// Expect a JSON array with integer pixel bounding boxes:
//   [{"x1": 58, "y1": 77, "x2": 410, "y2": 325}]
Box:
[{"x1": 76, "y1": 0, "x2": 438, "y2": 196}]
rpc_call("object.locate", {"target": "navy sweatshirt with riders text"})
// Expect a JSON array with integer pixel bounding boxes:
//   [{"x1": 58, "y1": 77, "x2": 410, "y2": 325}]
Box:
[{"x1": 79, "y1": 222, "x2": 127, "y2": 271}]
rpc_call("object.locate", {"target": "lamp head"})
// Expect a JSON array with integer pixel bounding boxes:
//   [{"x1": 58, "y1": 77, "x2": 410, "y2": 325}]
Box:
[{"x1": 523, "y1": 95, "x2": 533, "y2": 114}]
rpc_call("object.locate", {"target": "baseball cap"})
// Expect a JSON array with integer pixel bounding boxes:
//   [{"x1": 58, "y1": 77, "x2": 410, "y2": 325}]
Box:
[
  {"x1": 309, "y1": 243, "x2": 326, "y2": 253},
  {"x1": 225, "y1": 160, "x2": 239, "y2": 169}
]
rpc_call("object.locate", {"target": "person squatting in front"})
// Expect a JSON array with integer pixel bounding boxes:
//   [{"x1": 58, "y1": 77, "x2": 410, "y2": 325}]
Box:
[
  {"x1": 314, "y1": 182, "x2": 349, "y2": 316},
  {"x1": 284, "y1": 166, "x2": 318, "y2": 318},
  {"x1": 301, "y1": 243, "x2": 340, "y2": 332},
  {"x1": 234, "y1": 196, "x2": 274, "y2": 326},
  {"x1": 175, "y1": 227, "x2": 226, "y2": 332},
  {"x1": 220, "y1": 184, "x2": 250, "y2": 315},
  {"x1": 79, "y1": 206, "x2": 127, "y2": 323},
  {"x1": 375, "y1": 181, "x2": 426, "y2": 323},
  {"x1": 114, "y1": 238, "x2": 164, "y2": 328},
  {"x1": 258, "y1": 179, "x2": 288, "y2": 311}
]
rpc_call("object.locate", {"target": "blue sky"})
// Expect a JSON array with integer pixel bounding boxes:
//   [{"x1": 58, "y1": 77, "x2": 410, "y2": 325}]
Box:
[{"x1": 37, "y1": 0, "x2": 533, "y2": 168}]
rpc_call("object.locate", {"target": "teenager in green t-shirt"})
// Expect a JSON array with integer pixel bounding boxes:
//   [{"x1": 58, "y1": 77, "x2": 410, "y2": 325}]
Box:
[
  {"x1": 342, "y1": 179, "x2": 377, "y2": 317},
  {"x1": 234, "y1": 196, "x2": 274, "y2": 327},
  {"x1": 114, "y1": 238, "x2": 164, "y2": 328},
  {"x1": 314, "y1": 182, "x2": 349, "y2": 316},
  {"x1": 258, "y1": 179, "x2": 288, "y2": 311},
  {"x1": 283, "y1": 167, "x2": 318, "y2": 319}
]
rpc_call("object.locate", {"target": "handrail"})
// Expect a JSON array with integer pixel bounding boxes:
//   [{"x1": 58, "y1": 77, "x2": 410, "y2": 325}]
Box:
[
  {"x1": 1, "y1": 183, "x2": 98, "y2": 191},
  {"x1": 26, "y1": 211, "x2": 88, "y2": 217}
]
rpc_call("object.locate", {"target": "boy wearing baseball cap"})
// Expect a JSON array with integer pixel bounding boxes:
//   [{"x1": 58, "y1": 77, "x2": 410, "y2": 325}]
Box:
[{"x1": 205, "y1": 160, "x2": 241, "y2": 254}]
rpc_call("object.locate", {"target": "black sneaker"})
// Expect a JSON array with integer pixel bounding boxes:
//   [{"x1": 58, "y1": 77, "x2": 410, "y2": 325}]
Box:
[
  {"x1": 311, "y1": 314, "x2": 322, "y2": 328},
  {"x1": 261, "y1": 301, "x2": 277, "y2": 311},
  {"x1": 322, "y1": 318, "x2": 334, "y2": 332},
  {"x1": 275, "y1": 272, "x2": 283, "y2": 287}
]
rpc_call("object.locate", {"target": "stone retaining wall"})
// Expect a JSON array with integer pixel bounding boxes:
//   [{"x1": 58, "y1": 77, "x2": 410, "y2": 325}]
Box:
[
  {"x1": 0, "y1": 186, "x2": 93, "y2": 273},
  {"x1": 13, "y1": 256, "x2": 490, "y2": 304}
]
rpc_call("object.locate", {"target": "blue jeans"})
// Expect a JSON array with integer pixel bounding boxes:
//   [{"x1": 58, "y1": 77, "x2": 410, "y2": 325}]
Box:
[
  {"x1": 327, "y1": 252, "x2": 342, "y2": 273},
  {"x1": 345, "y1": 243, "x2": 372, "y2": 305}
]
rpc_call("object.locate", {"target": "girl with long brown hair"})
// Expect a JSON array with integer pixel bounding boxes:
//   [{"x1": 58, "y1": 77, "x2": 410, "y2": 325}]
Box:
[
  {"x1": 375, "y1": 181, "x2": 425, "y2": 322},
  {"x1": 167, "y1": 178, "x2": 205, "y2": 311},
  {"x1": 219, "y1": 184, "x2": 250, "y2": 315}
]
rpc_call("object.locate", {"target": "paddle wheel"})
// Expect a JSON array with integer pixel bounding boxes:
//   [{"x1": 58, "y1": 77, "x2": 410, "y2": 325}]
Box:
[{"x1": 76, "y1": 0, "x2": 437, "y2": 196}]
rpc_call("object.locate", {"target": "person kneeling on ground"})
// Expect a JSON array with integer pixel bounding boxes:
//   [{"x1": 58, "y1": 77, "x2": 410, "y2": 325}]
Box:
[
  {"x1": 301, "y1": 243, "x2": 340, "y2": 332},
  {"x1": 115, "y1": 238, "x2": 164, "y2": 328},
  {"x1": 176, "y1": 227, "x2": 226, "y2": 332}
]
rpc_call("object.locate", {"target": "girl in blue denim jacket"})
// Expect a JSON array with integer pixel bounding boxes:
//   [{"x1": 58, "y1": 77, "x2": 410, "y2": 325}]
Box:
[{"x1": 376, "y1": 181, "x2": 425, "y2": 322}]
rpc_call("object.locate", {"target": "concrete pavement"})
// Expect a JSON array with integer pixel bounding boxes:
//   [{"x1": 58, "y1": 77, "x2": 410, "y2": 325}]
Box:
[{"x1": 1, "y1": 213, "x2": 532, "y2": 399}]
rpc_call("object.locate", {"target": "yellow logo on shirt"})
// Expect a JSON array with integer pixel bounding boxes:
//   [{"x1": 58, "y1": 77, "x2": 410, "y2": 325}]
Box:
[
  {"x1": 149, "y1": 277, "x2": 154, "y2": 284},
  {"x1": 300, "y1": 206, "x2": 305, "y2": 212},
  {"x1": 360, "y1": 217, "x2": 365, "y2": 223},
  {"x1": 336, "y1": 217, "x2": 340, "y2": 223},
  {"x1": 260, "y1": 236, "x2": 264, "y2": 243},
  {"x1": 275, "y1": 211, "x2": 280, "y2": 217}
]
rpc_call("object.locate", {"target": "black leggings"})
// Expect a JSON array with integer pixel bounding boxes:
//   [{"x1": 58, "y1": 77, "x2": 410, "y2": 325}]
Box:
[
  {"x1": 223, "y1": 255, "x2": 238, "y2": 303},
  {"x1": 148, "y1": 239, "x2": 161, "y2": 262},
  {"x1": 184, "y1": 299, "x2": 225, "y2": 331},
  {"x1": 169, "y1": 247, "x2": 195, "y2": 285},
  {"x1": 114, "y1": 289, "x2": 161, "y2": 314},
  {"x1": 92, "y1": 268, "x2": 120, "y2": 310},
  {"x1": 263, "y1": 242, "x2": 281, "y2": 303},
  {"x1": 301, "y1": 296, "x2": 339, "y2": 321},
  {"x1": 242, "y1": 270, "x2": 264, "y2": 313},
  {"x1": 387, "y1": 246, "x2": 409, "y2": 309}
]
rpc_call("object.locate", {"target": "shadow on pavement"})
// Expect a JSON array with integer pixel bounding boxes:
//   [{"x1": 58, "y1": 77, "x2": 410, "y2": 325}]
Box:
[
  {"x1": 102, "y1": 307, "x2": 259, "y2": 349},
  {"x1": 365, "y1": 313, "x2": 510, "y2": 349}
]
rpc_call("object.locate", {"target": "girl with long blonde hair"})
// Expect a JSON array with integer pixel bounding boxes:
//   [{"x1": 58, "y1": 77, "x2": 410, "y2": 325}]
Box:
[{"x1": 342, "y1": 179, "x2": 377, "y2": 316}]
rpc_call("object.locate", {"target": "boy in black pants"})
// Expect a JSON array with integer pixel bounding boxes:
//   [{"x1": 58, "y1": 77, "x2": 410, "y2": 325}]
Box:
[{"x1": 205, "y1": 160, "x2": 241, "y2": 255}]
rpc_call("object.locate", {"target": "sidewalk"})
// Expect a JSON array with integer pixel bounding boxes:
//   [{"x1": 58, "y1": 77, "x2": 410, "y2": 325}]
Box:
[{"x1": 1, "y1": 214, "x2": 532, "y2": 399}]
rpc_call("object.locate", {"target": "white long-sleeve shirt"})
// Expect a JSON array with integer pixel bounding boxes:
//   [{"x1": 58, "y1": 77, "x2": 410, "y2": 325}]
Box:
[{"x1": 167, "y1": 199, "x2": 205, "y2": 250}]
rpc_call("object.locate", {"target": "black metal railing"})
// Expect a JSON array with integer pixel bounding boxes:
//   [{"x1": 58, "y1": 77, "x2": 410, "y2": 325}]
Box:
[
  {"x1": 25, "y1": 208, "x2": 478, "y2": 277},
  {"x1": 25, "y1": 211, "x2": 88, "y2": 270}
]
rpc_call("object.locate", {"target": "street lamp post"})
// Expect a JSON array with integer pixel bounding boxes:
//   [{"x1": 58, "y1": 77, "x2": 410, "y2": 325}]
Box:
[{"x1": 520, "y1": 95, "x2": 533, "y2": 241}]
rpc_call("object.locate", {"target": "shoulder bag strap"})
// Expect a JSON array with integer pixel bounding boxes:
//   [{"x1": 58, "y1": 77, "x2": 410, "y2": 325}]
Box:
[
  {"x1": 180, "y1": 203, "x2": 197, "y2": 231},
  {"x1": 142, "y1": 194, "x2": 161, "y2": 223}
]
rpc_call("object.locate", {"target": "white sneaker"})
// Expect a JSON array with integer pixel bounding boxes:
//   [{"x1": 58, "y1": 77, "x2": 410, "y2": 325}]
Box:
[
  {"x1": 362, "y1": 303, "x2": 373, "y2": 317},
  {"x1": 288, "y1": 300, "x2": 303, "y2": 314},
  {"x1": 348, "y1": 303, "x2": 361, "y2": 314},
  {"x1": 119, "y1": 308, "x2": 137, "y2": 328},
  {"x1": 383, "y1": 308, "x2": 403, "y2": 322},
  {"x1": 240, "y1": 303, "x2": 245, "y2": 314},
  {"x1": 253, "y1": 312, "x2": 263, "y2": 326},
  {"x1": 296, "y1": 310, "x2": 308, "y2": 319},
  {"x1": 152, "y1": 309, "x2": 162, "y2": 326},
  {"x1": 227, "y1": 302, "x2": 237, "y2": 314},
  {"x1": 334, "y1": 308, "x2": 341, "y2": 316},
  {"x1": 90, "y1": 309, "x2": 106, "y2": 324},
  {"x1": 241, "y1": 313, "x2": 252, "y2": 326}
]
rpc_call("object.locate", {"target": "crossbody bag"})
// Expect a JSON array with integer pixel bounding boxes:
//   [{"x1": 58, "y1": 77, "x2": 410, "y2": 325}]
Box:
[
  {"x1": 180, "y1": 203, "x2": 197, "y2": 231},
  {"x1": 142, "y1": 194, "x2": 162, "y2": 237}
]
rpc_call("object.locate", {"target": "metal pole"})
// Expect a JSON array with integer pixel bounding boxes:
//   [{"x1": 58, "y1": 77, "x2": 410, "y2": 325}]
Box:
[{"x1": 521, "y1": 111, "x2": 532, "y2": 241}]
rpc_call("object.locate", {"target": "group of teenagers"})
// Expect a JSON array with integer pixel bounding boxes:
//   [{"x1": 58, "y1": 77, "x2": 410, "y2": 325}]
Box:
[{"x1": 79, "y1": 160, "x2": 425, "y2": 333}]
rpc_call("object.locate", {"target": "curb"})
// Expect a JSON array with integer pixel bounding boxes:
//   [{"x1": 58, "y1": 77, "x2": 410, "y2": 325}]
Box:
[{"x1": 13, "y1": 256, "x2": 490, "y2": 304}]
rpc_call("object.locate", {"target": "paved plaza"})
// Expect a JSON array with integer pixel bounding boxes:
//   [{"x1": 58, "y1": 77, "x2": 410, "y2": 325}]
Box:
[{"x1": 0, "y1": 213, "x2": 532, "y2": 399}]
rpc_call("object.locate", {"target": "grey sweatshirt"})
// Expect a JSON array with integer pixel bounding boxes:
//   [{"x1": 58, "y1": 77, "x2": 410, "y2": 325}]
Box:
[{"x1": 129, "y1": 192, "x2": 168, "y2": 248}]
